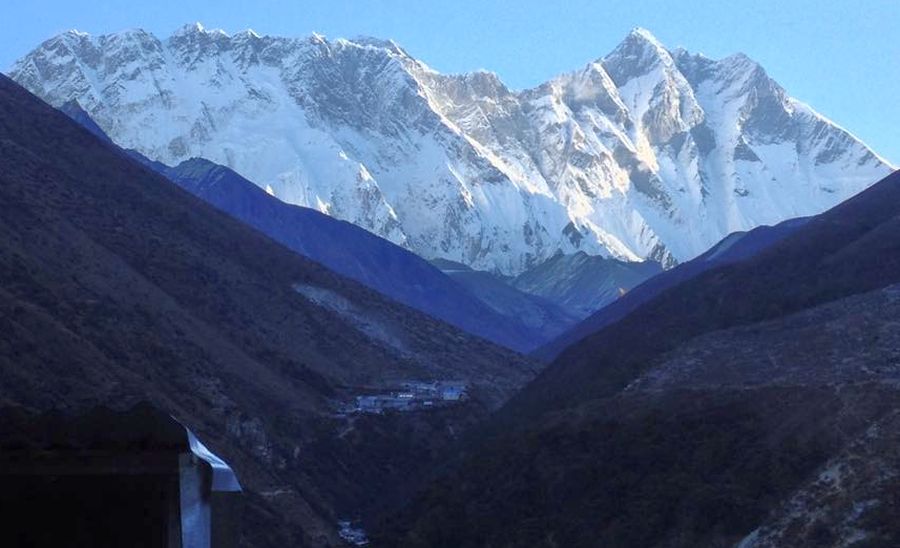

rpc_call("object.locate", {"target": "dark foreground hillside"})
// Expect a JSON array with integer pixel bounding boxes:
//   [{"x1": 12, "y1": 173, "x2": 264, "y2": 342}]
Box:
[
  {"x1": 534, "y1": 216, "x2": 809, "y2": 361},
  {"x1": 58, "y1": 100, "x2": 579, "y2": 352},
  {"x1": 0, "y1": 74, "x2": 536, "y2": 547},
  {"x1": 516, "y1": 169, "x2": 900, "y2": 423},
  {"x1": 154, "y1": 157, "x2": 565, "y2": 353},
  {"x1": 376, "y1": 170, "x2": 900, "y2": 546}
]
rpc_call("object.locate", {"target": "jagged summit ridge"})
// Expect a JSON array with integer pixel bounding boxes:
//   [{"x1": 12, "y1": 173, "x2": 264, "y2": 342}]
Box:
[{"x1": 10, "y1": 25, "x2": 892, "y2": 274}]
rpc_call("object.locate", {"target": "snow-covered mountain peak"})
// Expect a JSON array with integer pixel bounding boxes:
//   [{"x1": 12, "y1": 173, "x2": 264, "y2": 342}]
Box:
[
  {"x1": 171, "y1": 21, "x2": 206, "y2": 36},
  {"x1": 63, "y1": 28, "x2": 90, "y2": 38},
  {"x1": 627, "y1": 26, "x2": 665, "y2": 47},
  {"x1": 43, "y1": 28, "x2": 93, "y2": 50},
  {"x1": 10, "y1": 25, "x2": 892, "y2": 275},
  {"x1": 603, "y1": 27, "x2": 676, "y2": 80},
  {"x1": 567, "y1": 66, "x2": 629, "y2": 129},
  {"x1": 346, "y1": 36, "x2": 410, "y2": 56},
  {"x1": 454, "y1": 69, "x2": 508, "y2": 94},
  {"x1": 616, "y1": 26, "x2": 669, "y2": 58},
  {"x1": 40, "y1": 28, "x2": 93, "y2": 52},
  {"x1": 169, "y1": 22, "x2": 230, "y2": 39}
]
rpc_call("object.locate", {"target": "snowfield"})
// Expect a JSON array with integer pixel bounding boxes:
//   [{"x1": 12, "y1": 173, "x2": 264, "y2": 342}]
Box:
[{"x1": 10, "y1": 24, "x2": 892, "y2": 274}]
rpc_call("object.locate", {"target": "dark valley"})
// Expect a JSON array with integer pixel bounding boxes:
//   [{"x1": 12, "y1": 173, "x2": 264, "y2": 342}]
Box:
[{"x1": 1, "y1": 12, "x2": 897, "y2": 548}]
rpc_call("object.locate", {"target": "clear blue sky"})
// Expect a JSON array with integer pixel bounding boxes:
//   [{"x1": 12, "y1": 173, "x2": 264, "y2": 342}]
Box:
[{"x1": 2, "y1": 0, "x2": 897, "y2": 164}]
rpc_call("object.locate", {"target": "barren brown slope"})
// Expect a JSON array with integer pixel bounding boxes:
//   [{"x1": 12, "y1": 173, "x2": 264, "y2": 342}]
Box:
[{"x1": 0, "y1": 74, "x2": 536, "y2": 547}]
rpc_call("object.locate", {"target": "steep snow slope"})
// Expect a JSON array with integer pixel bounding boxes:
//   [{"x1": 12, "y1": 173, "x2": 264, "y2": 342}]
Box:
[{"x1": 10, "y1": 24, "x2": 892, "y2": 274}]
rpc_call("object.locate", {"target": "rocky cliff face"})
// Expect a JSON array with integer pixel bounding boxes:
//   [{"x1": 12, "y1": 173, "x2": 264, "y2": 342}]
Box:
[{"x1": 10, "y1": 24, "x2": 892, "y2": 274}]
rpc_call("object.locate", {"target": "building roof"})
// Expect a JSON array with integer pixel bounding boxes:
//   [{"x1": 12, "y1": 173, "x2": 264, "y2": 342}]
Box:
[
  {"x1": 185, "y1": 427, "x2": 241, "y2": 492},
  {"x1": 0, "y1": 402, "x2": 241, "y2": 492}
]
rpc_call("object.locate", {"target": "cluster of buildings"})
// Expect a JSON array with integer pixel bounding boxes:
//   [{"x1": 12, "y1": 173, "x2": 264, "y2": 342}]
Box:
[{"x1": 345, "y1": 380, "x2": 468, "y2": 414}]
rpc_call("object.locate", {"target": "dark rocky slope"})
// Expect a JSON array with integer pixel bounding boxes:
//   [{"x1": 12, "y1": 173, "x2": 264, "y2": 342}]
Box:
[
  {"x1": 0, "y1": 74, "x2": 535, "y2": 547},
  {"x1": 534, "y1": 216, "x2": 809, "y2": 360},
  {"x1": 376, "y1": 169, "x2": 900, "y2": 546},
  {"x1": 431, "y1": 258, "x2": 578, "y2": 343},
  {"x1": 519, "y1": 168, "x2": 900, "y2": 418},
  {"x1": 139, "y1": 157, "x2": 563, "y2": 353},
  {"x1": 56, "y1": 102, "x2": 559, "y2": 353},
  {"x1": 512, "y1": 251, "x2": 662, "y2": 320}
]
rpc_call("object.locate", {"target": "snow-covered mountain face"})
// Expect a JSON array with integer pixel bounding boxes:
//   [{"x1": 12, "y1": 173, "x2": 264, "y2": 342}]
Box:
[{"x1": 10, "y1": 24, "x2": 892, "y2": 274}]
